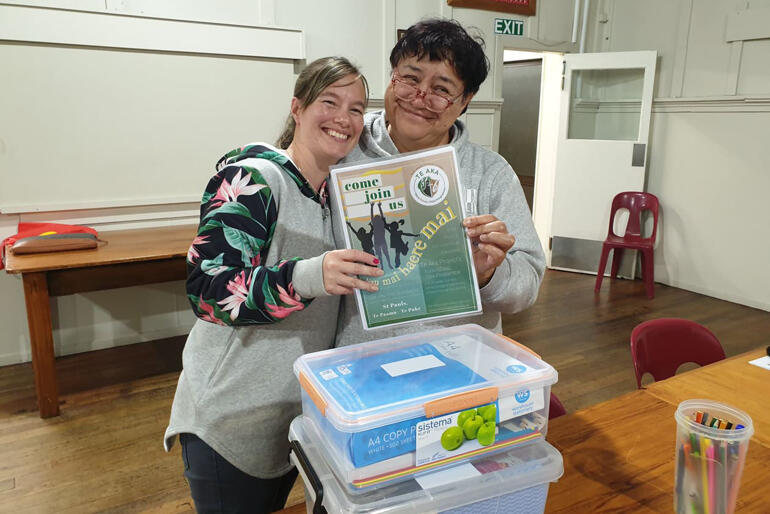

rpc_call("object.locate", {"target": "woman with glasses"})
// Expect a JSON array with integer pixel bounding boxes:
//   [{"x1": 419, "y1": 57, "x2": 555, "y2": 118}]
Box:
[{"x1": 332, "y1": 19, "x2": 546, "y2": 347}]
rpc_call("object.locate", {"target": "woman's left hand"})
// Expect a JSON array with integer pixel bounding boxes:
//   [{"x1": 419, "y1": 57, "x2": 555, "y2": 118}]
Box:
[{"x1": 463, "y1": 215, "x2": 516, "y2": 287}]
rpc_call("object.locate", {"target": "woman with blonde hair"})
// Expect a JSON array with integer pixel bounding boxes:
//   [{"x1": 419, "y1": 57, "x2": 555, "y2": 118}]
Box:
[{"x1": 164, "y1": 56, "x2": 382, "y2": 513}]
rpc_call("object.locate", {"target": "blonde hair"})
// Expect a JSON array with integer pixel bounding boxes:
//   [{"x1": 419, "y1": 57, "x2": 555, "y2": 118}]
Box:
[{"x1": 276, "y1": 56, "x2": 369, "y2": 149}]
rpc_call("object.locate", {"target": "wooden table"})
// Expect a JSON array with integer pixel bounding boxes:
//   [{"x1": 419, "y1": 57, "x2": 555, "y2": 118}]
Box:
[
  {"x1": 277, "y1": 348, "x2": 770, "y2": 513},
  {"x1": 644, "y1": 348, "x2": 768, "y2": 447},
  {"x1": 545, "y1": 348, "x2": 769, "y2": 512},
  {"x1": 546, "y1": 391, "x2": 769, "y2": 512},
  {"x1": 4, "y1": 224, "x2": 197, "y2": 418}
]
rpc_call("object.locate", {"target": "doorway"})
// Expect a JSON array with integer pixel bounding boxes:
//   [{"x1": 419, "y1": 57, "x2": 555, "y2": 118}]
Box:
[
  {"x1": 499, "y1": 50, "x2": 563, "y2": 265},
  {"x1": 498, "y1": 50, "x2": 543, "y2": 211}
]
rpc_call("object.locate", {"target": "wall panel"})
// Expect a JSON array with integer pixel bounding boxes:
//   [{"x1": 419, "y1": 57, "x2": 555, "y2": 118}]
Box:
[{"x1": 647, "y1": 109, "x2": 770, "y2": 310}]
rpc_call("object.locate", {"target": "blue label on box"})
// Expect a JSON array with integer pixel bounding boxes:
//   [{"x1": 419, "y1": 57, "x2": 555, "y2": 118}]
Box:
[
  {"x1": 345, "y1": 404, "x2": 542, "y2": 467},
  {"x1": 349, "y1": 418, "x2": 424, "y2": 466}
]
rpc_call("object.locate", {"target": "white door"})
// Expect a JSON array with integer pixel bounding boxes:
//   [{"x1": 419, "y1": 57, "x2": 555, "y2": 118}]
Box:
[{"x1": 548, "y1": 51, "x2": 657, "y2": 275}]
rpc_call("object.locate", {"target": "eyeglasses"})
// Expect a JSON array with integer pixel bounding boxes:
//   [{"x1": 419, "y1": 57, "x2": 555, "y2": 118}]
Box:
[{"x1": 390, "y1": 72, "x2": 464, "y2": 113}]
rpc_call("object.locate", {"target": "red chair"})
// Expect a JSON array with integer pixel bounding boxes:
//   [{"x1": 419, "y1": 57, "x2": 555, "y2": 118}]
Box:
[
  {"x1": 548, "y1": 393, "x2": 566, "y2": 419},
  {"x1": 594, "y1": 191, "x2": 660, "y2": 298},
  {"x1": 630, "y1": 318, "x2": 725, "y2": 389}
]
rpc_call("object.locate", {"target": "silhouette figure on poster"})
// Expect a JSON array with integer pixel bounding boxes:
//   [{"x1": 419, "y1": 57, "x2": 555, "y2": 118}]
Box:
[
  {"x1": 385, "y1": 220, "x2": 418, "y2": 267},
  {"x1": 346, "y1": 221, "x2": 374, "y2": 255},
  {"x1": 370, "y1": 202, "x2": 393, "y2": 270}
]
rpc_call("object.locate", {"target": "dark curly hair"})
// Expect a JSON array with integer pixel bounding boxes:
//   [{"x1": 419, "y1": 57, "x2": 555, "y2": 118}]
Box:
[{"x1": 390, "y1": 18, "x2": 489, "y2": 98}]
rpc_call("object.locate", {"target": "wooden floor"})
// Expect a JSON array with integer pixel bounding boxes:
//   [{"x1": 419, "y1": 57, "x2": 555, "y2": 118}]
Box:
[
  {"x1": 1, "y1": 270, "x2": 768, "y2": 513},
  {"x1": 504, "y1": 271, "x2": 770, "y2": 412}
]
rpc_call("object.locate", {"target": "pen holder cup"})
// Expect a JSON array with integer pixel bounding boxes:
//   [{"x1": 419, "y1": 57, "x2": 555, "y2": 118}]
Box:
[{"x1": 674, "y1": 399, "x2": 753, "y2": 514}]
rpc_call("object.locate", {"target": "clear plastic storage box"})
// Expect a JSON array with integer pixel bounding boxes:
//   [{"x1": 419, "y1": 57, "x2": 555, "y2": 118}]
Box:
[
  {"x1": 293, "y1": 324, "x2": 558, "y2": 489},
  {"x1": 289, "y1": 415, "x2": 564, "y2": 514}
]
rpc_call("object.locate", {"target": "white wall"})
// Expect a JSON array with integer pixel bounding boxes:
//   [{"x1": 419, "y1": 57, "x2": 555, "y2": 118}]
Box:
[
  {"x1": 0, "y1": 0, "x2": 579, "y2": 366},
  {"x1": 647, "y1": 108, "x2": 770, "y2": 308},
  {"x1": 587, "y1": 0, "x2": 770, "y2": 310}
]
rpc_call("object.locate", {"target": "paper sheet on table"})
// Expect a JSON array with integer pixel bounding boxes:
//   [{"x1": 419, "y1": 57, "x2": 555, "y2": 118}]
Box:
[{"x1": 748, "y1": 355, "x2": 770, "y2": 370}]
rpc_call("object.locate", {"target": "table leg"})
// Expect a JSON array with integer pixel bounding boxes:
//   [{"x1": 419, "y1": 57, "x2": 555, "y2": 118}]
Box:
[{"x1": 22, "y1": 272, "x2": 60, "y2": 418}]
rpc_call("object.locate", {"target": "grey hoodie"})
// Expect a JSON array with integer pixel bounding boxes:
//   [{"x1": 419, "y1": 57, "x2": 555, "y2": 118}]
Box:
[
  {"x1": 332, "y1": 110, "x2": 545, "y2": 347},
  {"x1": 164, "y1": 145, "x2": 335, "y2": 478}
]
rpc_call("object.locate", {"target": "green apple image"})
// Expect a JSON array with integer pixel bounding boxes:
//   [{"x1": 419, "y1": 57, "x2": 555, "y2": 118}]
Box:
[
  {"x1": 440, "y1": 426, "x2": 465, "y2": 451},
  {"x1": 456, "y1": 408, "x2": 477, "y2": 429},
  {"x1": 478, "y1": 404, "x2": 497, "y2": 423},
  {"x1": 462, "y1": 414, "x2": 484, "y2": 440},
  {"x1": 477, "y1": 421, "x2": 496, "y2": 446}
]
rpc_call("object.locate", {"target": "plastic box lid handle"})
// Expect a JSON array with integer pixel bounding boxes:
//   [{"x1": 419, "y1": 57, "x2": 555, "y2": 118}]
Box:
[
  {"x1": 424, "y1": 386, "x2": 498, "y2": 418},
  {"x1": 299, "y1": 372, "x2": 327, "y2": 417}
]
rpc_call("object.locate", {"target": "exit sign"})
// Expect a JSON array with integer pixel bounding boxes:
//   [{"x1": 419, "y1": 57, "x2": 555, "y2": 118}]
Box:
[{"x1": 494, "y1": 18, "x2": 524, "y2": 36}]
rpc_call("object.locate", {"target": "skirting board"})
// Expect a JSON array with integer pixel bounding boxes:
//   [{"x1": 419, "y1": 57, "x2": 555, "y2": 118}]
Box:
[{"x1": 550, "y1": 235, "x2": 635, "y2": 278}]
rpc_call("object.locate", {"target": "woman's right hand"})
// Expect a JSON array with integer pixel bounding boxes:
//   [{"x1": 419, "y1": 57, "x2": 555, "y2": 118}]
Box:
[{"x1": 323, "y1": 250, "x2": 383, "y2": 295}]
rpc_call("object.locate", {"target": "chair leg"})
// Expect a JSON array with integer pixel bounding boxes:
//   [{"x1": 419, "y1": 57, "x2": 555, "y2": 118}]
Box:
[
  {"x1": 642, "y1": 249, "x2": 655, "y2": 298},
  {"x1": 595, "y1": 245, "x2": 610, "y2": 292},
  {"x1": 611, "y1": 248, "x2": 624, "y2": 278}
]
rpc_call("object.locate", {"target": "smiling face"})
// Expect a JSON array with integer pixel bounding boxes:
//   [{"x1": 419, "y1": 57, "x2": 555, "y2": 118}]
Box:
[
  {"x1": 385, "y1": 56, "x2": 473, "y2": 153},
  {"x1": 291, "y1": 74, "x2": 367, "y2": 167}
]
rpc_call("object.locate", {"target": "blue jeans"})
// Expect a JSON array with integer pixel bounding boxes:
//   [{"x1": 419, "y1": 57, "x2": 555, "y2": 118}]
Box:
[{"x1": 180, "y1": 433, "x2": 298, "y2": 514}]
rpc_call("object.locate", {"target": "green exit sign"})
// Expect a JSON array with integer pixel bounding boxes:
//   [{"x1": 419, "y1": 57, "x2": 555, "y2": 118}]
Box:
[{"x1": 494, "y1": 18, "x2": 524, "y2": 36}]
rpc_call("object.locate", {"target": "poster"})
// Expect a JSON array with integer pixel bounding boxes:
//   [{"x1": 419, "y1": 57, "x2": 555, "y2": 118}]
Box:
[{"x1": 330, "y1": 146, "x2": 481, "y2": 329}]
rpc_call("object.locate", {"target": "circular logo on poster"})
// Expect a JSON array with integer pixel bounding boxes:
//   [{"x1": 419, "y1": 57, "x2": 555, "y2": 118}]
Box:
[{"x1": 410, "y1": 165, "x2": 449, "y2": 206}]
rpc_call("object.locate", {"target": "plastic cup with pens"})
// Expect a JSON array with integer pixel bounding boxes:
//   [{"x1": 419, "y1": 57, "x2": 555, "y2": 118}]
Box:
[{"x1": 674, "y1": 399, "x2": 753, "y2": 514}]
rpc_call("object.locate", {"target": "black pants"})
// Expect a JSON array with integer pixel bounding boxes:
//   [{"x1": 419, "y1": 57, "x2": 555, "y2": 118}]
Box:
[{"x1": 180, "y1": 433, "x2": 298, "y2": 514}]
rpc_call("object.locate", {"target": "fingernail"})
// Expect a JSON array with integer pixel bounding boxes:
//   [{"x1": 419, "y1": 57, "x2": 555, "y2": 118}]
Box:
[{"x1": 373, "y1": 258, "x2": 379, "y2": 264}]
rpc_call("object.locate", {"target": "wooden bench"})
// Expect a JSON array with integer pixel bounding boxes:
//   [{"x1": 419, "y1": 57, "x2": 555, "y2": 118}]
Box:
[{"x1": 4, "y1": 224, "x2": 198, "y2": 417}]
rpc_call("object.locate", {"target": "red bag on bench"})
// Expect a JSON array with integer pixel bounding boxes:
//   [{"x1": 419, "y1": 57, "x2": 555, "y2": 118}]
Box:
[{"x1": 1, "y1": 222, "x2": 99, "y2": 269}]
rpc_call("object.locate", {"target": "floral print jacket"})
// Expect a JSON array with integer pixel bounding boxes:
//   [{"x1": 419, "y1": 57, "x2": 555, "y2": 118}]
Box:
[{"x1": 186, "y1": 144, "x2": 326, "y2": 325}]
